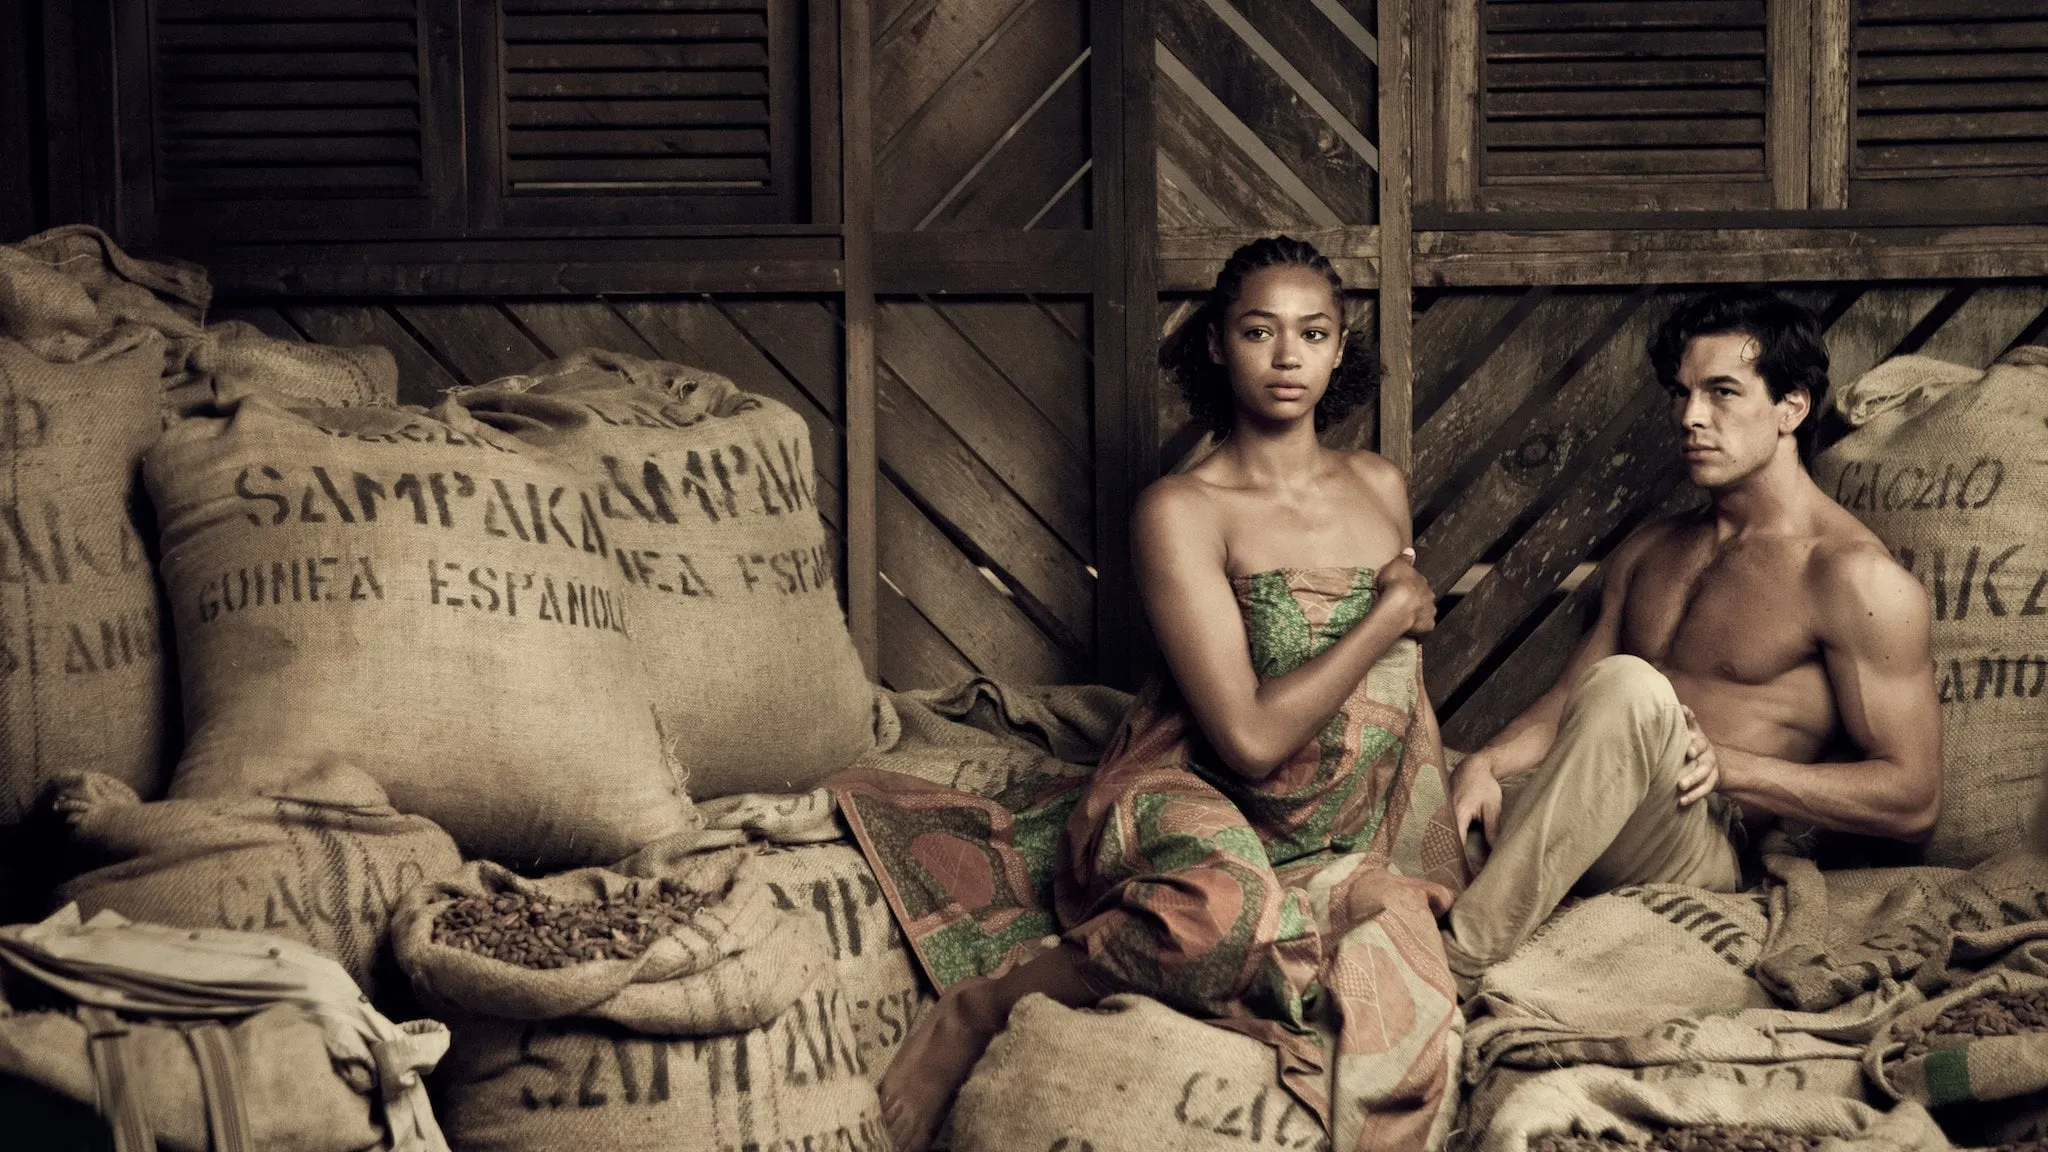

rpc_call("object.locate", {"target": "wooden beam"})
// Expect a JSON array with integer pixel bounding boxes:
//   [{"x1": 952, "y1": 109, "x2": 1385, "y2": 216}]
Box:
[
  {"x1": 841, "y1": 0, "x2": 878, "y2": 676},
  {"x1": 46, "y1": 0, "x2": 117, "y2": 232},
  {"x1": 808, "y1": 0, "x2": 842, "y2": 224},
  {"x1": 1093, "y1": 0, "x2": 1158, "y2": 690},
  {"x1": 204, "y1": 257, "x2": 845, "y2": 297},
  {"x1": 112, "y1": 0, "x2": 155, "y2": 247},
  {"x1": 422, "y1": 0, "x2": 465, "y2": 230},
  {"x1": 0, "y1": 0, "x2": 31, "y2": 239},
  {"x1": 1767, "y1": 0, "x2": 1812, "y2": 210},
  {"x1": 459, "y1": 0, "x2": 503, "y2": 229},
  {"x1": 872, "y1": 230, "x2": 1094, "y2": 293},
  {"x1": 1442, "y1": 0, "x2": 1480, "y2": 211},
  {"x1": 1415, "y1": 226, "x2": 2048, "y2": 285},
  {"x1": 1159, "y1": 227, "x2": 1381, "y2": 291},
  {"x1": 1377, "y1": 0, "x2": 1415, "y2": 473},
  {"x1": 190, "y1": 234, "x2": 842, "y2": 295},
  {"x1": 1811, "y1": 0, "x2": 1853, "y2": 209}
]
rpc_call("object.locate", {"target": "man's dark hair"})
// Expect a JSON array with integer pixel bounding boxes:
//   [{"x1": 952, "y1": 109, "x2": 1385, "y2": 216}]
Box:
[
  {"x1": 1161, "y1": 234, "x2": 1377, "y2": 437},
  {"x1": 1649, "y1": 287, "x2": 1831, "y2": 464}
]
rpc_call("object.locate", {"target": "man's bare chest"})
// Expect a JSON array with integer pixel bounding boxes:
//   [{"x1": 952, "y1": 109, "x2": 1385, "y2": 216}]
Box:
[{"x1": 1621, "y1": 547, "x2": 1819, "y2": 686}]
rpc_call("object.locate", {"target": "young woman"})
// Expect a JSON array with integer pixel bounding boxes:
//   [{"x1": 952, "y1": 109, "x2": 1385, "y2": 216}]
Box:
[{"x1": 870, "y1": 236, "x2": 1468, "y2": 1152}]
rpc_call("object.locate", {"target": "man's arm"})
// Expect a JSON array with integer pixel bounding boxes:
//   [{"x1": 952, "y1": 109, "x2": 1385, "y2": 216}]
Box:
[
  {"x1": 1712, "y1": 545, "x2": 1942, "y2": 841},
  {"x1": 1449, "y1": 523, "x2": 1660, "y2": 842}
]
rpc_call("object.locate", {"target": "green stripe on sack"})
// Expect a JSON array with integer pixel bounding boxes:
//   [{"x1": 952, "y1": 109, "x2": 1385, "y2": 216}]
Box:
[{"x1": 1925, "y1": 1047, "x2": 1976, "y2": 1107}]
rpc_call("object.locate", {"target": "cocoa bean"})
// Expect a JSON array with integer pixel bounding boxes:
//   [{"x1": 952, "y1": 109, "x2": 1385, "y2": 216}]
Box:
[{"x1": 431, "y1": 886, "x2": 711, "y2": 968}]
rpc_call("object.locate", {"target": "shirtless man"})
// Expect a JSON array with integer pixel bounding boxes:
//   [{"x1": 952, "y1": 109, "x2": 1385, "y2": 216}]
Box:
[{"x1": 1439, "y1": 287, "x2": 1943, "y2": 988}]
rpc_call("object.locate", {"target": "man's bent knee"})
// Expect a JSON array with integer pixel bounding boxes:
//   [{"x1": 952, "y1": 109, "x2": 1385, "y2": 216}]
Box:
[{"x1": 1572, "y1": 655, "x2": 1682, "y2": 724}]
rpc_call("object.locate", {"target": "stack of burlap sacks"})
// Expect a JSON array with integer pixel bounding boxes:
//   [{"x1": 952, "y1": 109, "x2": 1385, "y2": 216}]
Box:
[
  {"x1": 1, "y1": 221, "x2": 1380, "y2": 1152},
  {"x1": 0, "y1": 225, "x2": 927, "y2": 1151}
]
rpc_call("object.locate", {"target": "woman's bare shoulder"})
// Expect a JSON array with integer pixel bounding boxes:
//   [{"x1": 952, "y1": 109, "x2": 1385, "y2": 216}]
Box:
[
  {"x1": 1336, "y1": 448, "x2": 1410, "y2": 499},
  {"x1": 1131, "y1": 472, "x2": 1232, "y2": 580},
  {"x1": 1133, "y1": 471, "x2": 1226, "y2": 538}
]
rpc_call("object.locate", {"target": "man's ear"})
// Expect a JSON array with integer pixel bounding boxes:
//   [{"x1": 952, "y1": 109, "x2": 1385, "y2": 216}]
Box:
[
  {"x1": 1207, "y1": 324, "x2": 1224, "y2": 366},
  {"x1": 1779, "y1": 388, "x2": 1811, "y2": 435}
]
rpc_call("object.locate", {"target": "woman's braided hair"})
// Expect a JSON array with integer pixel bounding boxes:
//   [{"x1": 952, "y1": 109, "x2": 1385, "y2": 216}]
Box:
[{"x1": 1160, "y1": 234, "x2": 1377, "y2": 436}]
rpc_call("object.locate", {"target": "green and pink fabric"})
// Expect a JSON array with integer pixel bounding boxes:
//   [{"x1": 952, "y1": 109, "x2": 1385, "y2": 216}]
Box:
[{"x1": 833, "y1": 566, "x2": 1470, "y2": 1152}]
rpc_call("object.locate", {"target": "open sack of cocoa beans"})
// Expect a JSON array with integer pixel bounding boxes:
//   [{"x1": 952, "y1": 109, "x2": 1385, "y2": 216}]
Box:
[{"x1": 392, "y1": 841, "x2": 887, "y2": 1152}]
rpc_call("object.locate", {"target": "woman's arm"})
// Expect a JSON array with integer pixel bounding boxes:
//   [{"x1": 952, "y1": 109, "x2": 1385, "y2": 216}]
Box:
[{"x1": 1133, "y1": 468, "x2": 1433, "y2": 782}]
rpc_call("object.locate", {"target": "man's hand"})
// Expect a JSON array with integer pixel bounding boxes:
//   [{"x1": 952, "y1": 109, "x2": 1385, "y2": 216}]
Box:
[
  {"x1": 1450, "y1": 753, "x2": 1502, "y2": 847},
  {"x1": 1375, "y1": 548, "x2": 1436, "y2": 638},
  {"x1": 1677, "y1": 704, "x2": 1719, "y2": 807}
]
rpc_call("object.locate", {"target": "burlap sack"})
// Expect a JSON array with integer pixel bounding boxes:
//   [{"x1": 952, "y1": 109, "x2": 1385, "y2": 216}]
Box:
[
  {"x1": 145, "y1": 390, "x2": 697, "y2": 867},
  {"x1": 1476, "y1": 1068, "x2": 1952, "y2": 1152},
  {"x1": 410, "y1": 840, "x2": 878, "y2": 1152},
  {"x1": 453, "y1": 350, "x2": 875, "y2": 798},
  {"x1": 431, "y1": 983, "x2": 887, "y2": 1152},
  {"x1": 1868, "y1": 965, "x2": 2048, "y2": 1111},
  {"x1": 747, "y1": 840, "x2": 934, "y2": 1078},
  {"x1": 2, "y1": 224, "x2": 208, "y2": 365},
  {"x1": 393, "y1": 846, "x2": 824, "y2": 1032},
  {"x1": 1460, "y1": 882, "x2": 1895, "y2": 1148},
  {"x1": 1463, "y1": 1057, "x2": 1873, "y2": 1152},
  {"x1": 952, "y1": 993, "x2": 1333, "y2": 1152},
  {"x1": 1467, "y1": 884, "x2": 1778, "y2": 1029},
  {"x1": 1814, "y1": 347, "x2": 2048, "y2": 867},
  {"x1": 0, "y1": 331, "x2": 171, "y2": 819},
  {"x1": 162, "y1": 318, "x2": 399, "y2": 413},
  {"x1": 0, "y1": 1003, "x2": 397, "y2": 1152},
  {"x1": 52, "y1": 762, "x2": 462, "y2": 998},
  {"x1": 0, "y1": 228, "x2": 401, "y2": 859}
]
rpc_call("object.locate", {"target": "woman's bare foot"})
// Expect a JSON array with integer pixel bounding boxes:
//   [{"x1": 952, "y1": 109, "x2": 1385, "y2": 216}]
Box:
[
  {"x1": 876, "y1": 945, "x2": 1102, "y2": 1152},
  {"x1": 877, "y1": 979, "x2": 1002, "y2": 1152}
]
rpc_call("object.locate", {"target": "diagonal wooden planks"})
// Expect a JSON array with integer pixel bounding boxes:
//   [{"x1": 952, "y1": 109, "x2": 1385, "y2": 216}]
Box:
[
  {"x1": 1155, "y1": 0, "x2": 1382, "y2": 229},
  {"x1": 1911, "y1": 283, "x2": 2048, "y2": 368},
  {"x1": 1413, "y1": 288, "x2": 1658, "y2": 591},
  {"x1": 934, "y1": 298, "x2": 1093, "y2": 455},
  {"x1": 391, "y1": 302, "x2": 548, "y2": 384},
  {"x1": 1411, "y1": 289, "x2": 1618, "y2": 509},
  {"x1": 1427, "y1": 385, "x2": 1682, "y2": 702},
  {"x1": 879, "y1": 476, "x2": 1083, "y2": 685},
  {"x1": 877, "y1": 299, "x2": 1093, "y2": 560},
  {"x1": 878, "y1": 368, "x2": 1094, "y2": 658},
  {"x1": 873, "y1": 0, "x2": 1088, "y2": 231}
]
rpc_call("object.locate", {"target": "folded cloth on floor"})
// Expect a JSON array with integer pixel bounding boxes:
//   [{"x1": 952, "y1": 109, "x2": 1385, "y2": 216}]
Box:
[{"x1": 0, "y1": 904, "x2": 448, "y2": 1152}]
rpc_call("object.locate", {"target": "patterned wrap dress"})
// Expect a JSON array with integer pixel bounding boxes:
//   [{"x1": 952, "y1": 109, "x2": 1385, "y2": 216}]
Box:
[
  {"x1": 1057, "y1": 566, "x2": 1469, "y2": 1147},
  {"x1": 833, "y1": 566, "x2": 1470, "y2": 1151}
]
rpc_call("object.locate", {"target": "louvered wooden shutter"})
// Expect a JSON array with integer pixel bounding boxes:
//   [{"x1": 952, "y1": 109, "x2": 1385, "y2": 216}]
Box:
[
  {"x1": 146, "y1": 0, "x2": 439, "y2": 239},
  {"x1": 488, "y1": 0, "x2": 805, "y2": 227},
  {"x1": 1851, "y1": 0, "x2": 2048, "y2": 209},
  {"x1": 1477, "y1": 0, "x2": 1772, "y2": 212}
]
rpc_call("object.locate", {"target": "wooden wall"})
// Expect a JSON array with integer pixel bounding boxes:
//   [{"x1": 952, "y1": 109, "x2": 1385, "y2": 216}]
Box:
[
  {"x1": 865, "y1": 0, "x2": 1101, "y2": 691},
  {"x1": 1148, "y1": 0, "x2": 2048, "y2": 745},
  {"x1": 16, "y1": 0, "x2": 2048, "y2": 749}
]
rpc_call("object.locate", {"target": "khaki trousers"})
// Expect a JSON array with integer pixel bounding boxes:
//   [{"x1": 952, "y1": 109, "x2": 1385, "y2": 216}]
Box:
[{"x1": 1441, "y1": 654, "x2": 1744, "y2": 980}]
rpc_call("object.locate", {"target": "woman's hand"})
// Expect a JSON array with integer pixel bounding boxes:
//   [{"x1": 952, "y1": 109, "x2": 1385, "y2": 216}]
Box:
[{"x1": 1374, "y1": 549, "x2": 1436, "y2": 637}]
